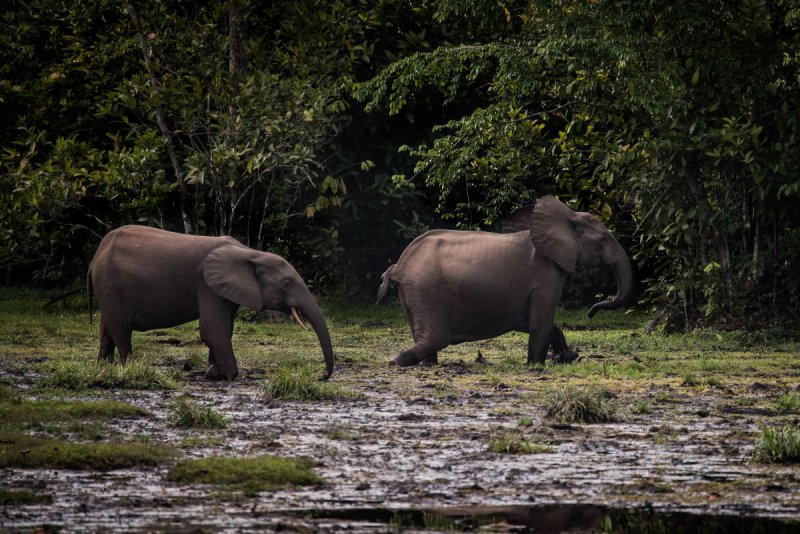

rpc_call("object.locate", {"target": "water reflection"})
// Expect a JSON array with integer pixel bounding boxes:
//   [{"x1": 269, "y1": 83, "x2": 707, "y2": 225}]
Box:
[{"x1": 303, "y1": 504, "x2": 799, "y2": 532}]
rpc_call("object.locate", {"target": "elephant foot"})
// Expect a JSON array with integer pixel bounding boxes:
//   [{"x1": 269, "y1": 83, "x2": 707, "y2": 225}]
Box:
[
  {"x1": 527, "y1": 355, "x2": 547, "y2": 365},
  {"x1": 205, "y1": 364, "x2": 225, "y2": 380},
  {"x1": 552, "y1": 347, "x2": 580, "y2": 364},
  {"x1": 421, "y1": 352, "x2": 438, "y2": 366},
  {"x1": 391, "y1": 350, "x2": 422, "y2": 367}
]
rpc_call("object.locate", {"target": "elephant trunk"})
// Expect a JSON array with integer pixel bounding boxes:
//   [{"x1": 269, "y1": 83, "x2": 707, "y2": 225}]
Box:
[
  {"x1": 587, "y1": 239, "x2": 634, "y2": 318},
  {"x1": 296, "y1": 297, "x2": 335, "y2": 379}
]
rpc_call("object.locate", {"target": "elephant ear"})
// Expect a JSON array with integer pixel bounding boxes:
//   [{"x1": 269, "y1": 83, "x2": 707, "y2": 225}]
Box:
[
  {"x1": 202, "y1": 244, "x2": 263, "y2": 311},
  {"x1": 500, "y1": 205, "x2": 535, "y2": 234},
  {"x1": 530, "y1": 195, "x2": 578, "y2": 273}
]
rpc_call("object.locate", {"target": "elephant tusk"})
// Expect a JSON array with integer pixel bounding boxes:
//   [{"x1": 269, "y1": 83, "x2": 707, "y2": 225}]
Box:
[{"x1": 290, "y1": 307, "x2": 309, "y2": 330}]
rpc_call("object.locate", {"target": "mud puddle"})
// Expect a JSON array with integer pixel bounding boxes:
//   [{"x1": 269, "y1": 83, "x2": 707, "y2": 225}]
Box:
[{"x1": 3, "y1": 362, "x2": 800, "y2": 532}]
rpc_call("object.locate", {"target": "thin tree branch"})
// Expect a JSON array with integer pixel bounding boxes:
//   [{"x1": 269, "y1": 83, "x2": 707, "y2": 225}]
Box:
[{"x1": 125, "y1": 0, "x2": 193, "y2": 234}]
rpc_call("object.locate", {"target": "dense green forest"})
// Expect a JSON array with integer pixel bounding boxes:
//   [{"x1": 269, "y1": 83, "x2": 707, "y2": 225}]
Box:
[{"x1": 2, "y1": 0, "x2": 799, "y2": 327}]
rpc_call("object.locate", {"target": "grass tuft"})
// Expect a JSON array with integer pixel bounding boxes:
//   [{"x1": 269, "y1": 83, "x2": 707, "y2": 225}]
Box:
[
  {"x1": 39, "y1": 359, "x2": 177, "y2": 391},
  {"x1": 264, "y1": 364, "x2": 353, "y2": 401},
  {"x1": 0, "y1": 430, "x2": 179, "y2": 470},
  {"x1": 752, "y1": 425, "x2": 800, "y2": 463},
  {"x1": 632, "y1": 400, "x2": 651, "y2": 414},
  {"x1": 169, "y1": 396, "x2": 228, "y2": 429},
  {"x1": 680, "y1": 373, "x2": 701, "y2": 387},
  {"x1": 775, "y1": 393, "x2": 800, "y2": 413},
  {"x1": 544, "y1": 386, "x2": 616, "y2": 423},
  {"x1": 328, "y1": 427, "x2": 356, "y2": 441},
  {"x1": 165, "y1": 455, "x2": 323, "y2": 495},
  {"x1": 488, "y1": 429, "x2": 553, "y2": 454},
  {"x1": 0, "y1": 489, "x2": 52, "y2": 506}
]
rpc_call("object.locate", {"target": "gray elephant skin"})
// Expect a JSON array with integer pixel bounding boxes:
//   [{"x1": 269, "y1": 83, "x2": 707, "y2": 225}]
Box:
[
  {"x1": 87, "y1": 225, "x2": 334, "y2": 381},
  {"x1": 377, "y1": 195, "x2": 634, "y2": 366}
]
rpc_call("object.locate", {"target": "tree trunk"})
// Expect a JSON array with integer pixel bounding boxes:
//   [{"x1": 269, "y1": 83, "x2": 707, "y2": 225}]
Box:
[
  {"x1": 683, "y1": 159, "x2": 734, "y2": 311},
  {"x1": 125, "y1": 0, "x2": 193, "y2": 234},
  {"x1": 228, "y1": 1, "x2": 248, "y2": 76}
]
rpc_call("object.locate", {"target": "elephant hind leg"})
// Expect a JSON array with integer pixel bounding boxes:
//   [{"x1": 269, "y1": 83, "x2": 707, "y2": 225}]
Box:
[
  {"x1": 391, "y1": 340, "x2": 444, "y2": 367},
  {"x1": 98, "y1": 315, "x2": 133, "y2": 365},
  {"x1": 97, "y1": 318, "x2": 116, "y2": 363},
  {"x1": 394, "y1": 289, "x2": 447, "y2": 367},
  {"x1": 392, "y1": 349, "x2": 422, "y2": 366}
]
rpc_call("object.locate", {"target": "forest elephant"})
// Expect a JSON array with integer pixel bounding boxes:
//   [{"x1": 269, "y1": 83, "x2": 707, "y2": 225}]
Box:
[
  {"x1": 376, "y1": 195, "x2": 634, "y2": 367},
  {"x1": 87, "y1": 225, "x2": 334, "y2": 381}
]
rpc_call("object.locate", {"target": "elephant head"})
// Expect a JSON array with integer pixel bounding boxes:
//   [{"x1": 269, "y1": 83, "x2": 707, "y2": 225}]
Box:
[
  {"x1": 202, "y1": 245, "x2": 335, "y2": 379},
  {"x1": 504, "y1": 196, "x2": 634, "y2": 318}
]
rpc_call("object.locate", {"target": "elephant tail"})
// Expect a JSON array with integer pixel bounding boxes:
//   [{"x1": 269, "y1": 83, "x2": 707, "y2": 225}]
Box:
[
  {"x1": 376, "y1": 265, "x2": 396, "y2": 304},
  {"x1": 86, "y1": 267, "x2": 93, "y2": 324}
]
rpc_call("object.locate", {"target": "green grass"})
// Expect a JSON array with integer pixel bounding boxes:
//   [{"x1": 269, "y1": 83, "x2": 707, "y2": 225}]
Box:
[
  {"x1": 264, "y1": 364, "x2": 354, "y2": 401},
  {"x1": 752, "y1": 425, "x2": 800, "y2": 463},
  {"x1": 38, "y1": 359, "x2": 177, "y2": 390},
  {"x1": 517, "y1": 417, "x2": 534, "y2": 428},
  {"x1": 681, "y1": 373, "x2": 701, "y2": 387},
  {"x1": 544, "y1": 385, "x2": 616, "y2": 423},
  {"x1": 775, "y1": 393, "x2": 800, "y2": 413},
  {"x1": 328, "y1": 427, "x2": 356, "y2": 440},
  {"x1": 488, "y1": 429, "x2": 553, "y2": 454},
  {"x1": 0, "y1": 430, "x2": 179, "y2": 470},
  {"x1": 165, "y1": 455, "x2": 323, "y2": 495},
  {"x1": 169, "y1": 396, "x2": 228, "y2": 428},
  {"x1": 4, "y1": 288, "x2": 800, "y2": 495},
  {"x1": 0, "y1": 489, "x2": 52, "y2": 506},
  {"x1": 0, "y1": 395, "x2": 147, "y2": 426}
]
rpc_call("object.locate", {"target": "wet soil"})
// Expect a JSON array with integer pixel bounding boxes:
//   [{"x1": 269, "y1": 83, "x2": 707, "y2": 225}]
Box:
[{"x1": 2, "y1": 358, "x2": 800, "y2": 532}]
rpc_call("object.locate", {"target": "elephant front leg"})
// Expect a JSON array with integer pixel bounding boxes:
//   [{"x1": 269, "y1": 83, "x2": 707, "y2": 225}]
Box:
[
  {"x1": 198, "y1": 290, "x2": 239, "y2": 381},
  {"x1": 527, "y1": 331, "x2": 550, "y2": 364},
  {"x1": 526, "y1": 283, "x2": 563, "y2": 364}
]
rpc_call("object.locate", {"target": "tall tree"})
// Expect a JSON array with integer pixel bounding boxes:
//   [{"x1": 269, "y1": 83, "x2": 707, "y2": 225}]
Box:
[{"x1": 356, "y1": 0, "x2": 800, "y2": 324}]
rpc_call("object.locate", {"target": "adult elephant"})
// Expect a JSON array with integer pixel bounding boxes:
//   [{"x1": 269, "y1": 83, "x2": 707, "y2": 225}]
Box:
[
  {"x1": 377, "y1": 195, "x2": 633, "y2": 366},
  {"x1": 87, "y1": 225, "x2": 334, "y2": 381}
]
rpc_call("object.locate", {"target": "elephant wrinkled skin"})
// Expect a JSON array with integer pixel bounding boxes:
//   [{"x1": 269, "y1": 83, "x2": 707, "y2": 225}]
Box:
[{"x1": 87, "y1": 225, "x2": 334, "y2": 381}]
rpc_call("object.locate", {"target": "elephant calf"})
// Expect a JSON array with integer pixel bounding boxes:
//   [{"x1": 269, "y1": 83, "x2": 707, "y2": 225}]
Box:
[
  {"x1": 87, "y1": 225, "x2": 334, "y2": 381},
  {"x1": 377, "y1": 195, "x2": 633, "y2": 367}
]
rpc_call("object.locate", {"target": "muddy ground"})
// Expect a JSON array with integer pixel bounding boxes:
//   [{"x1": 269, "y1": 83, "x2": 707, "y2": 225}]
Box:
[{"x1": 2, "y1": 302, "x2": 800, "y2": 532}]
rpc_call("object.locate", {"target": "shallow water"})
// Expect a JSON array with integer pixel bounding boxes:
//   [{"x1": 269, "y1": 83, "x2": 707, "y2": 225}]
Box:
[{"x1": 3, "y1": 365, "x2": 800, "y2": 532}]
